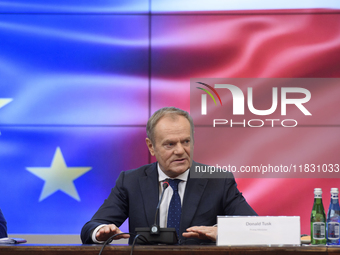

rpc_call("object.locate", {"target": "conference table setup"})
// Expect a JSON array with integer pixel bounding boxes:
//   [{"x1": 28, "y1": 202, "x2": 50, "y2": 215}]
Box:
[{"x1": 1, "y1": 244, "x2": 340, "y2": 255}]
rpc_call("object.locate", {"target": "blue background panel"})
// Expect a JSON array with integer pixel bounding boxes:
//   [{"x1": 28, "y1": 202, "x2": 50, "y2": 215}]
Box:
[
  {"x1": 0, "y1": 126, "x2": 149, "y2": 234},
  {"x1": 0, "y1": 0, "x2": 148, "y2": 13},
  {"x1": 0, "y1": 14, "x2": 149, "y2": 125}
]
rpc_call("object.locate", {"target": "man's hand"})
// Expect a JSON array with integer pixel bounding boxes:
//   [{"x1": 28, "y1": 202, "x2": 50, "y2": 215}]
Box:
[
  {"x1": 182, "y1": 226, "x2": 217, "y2": 241},
  {"x1": 95, "y1": 224, "x2": 130, "y2": 242}
]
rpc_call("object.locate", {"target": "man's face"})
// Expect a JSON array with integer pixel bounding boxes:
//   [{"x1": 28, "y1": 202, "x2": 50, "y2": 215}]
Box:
[{"x1": 146, "y1": 115, "x2": 193, "y2": 178}]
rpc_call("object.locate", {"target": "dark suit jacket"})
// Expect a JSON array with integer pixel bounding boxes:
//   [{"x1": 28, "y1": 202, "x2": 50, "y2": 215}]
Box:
[
  {"x1": 0, "y1": 209, "x2": 7, "y2": 238},
  {"x1": 81, "y1": 162, "x2": 257, "y2": 244}
]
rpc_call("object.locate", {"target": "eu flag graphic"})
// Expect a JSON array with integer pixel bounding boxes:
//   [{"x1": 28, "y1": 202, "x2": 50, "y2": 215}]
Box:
[{"x1": 0, "y1": 127, "x2": 149, "y2": 234}]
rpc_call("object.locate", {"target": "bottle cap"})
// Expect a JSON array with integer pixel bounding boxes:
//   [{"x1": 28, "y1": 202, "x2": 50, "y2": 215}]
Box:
[
  {"x1": 314, "y1": 188, "x2": 322, "y2": 195},
  {"x1": 330, "y1": 188, "x2": 339, "y2": 194}
]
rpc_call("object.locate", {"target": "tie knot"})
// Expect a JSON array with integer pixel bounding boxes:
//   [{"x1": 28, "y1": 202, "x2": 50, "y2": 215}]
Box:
[{"x1": 169, "y1": 179, "x2": 181, "y2": 191}]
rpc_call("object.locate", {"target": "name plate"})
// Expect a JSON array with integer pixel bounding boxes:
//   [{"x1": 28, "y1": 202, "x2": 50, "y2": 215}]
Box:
[{"x1": 217, "y1": 216, "x2": 300, "y2": 246}]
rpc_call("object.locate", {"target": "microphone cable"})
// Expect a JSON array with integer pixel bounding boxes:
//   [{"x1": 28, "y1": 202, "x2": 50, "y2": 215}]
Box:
[{"x1": 98, "y1": 232, "x2": 149, "y2": 255}]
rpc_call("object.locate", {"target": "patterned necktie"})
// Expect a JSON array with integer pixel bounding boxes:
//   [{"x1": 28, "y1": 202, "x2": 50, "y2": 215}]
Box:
[{"x1": 167, "y1": 179, "x2": 182, "y2": 236}]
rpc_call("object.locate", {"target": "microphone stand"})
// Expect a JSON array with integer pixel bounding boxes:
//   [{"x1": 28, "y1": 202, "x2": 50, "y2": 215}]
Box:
[
  {"x1": 135, "y1": 179, "x2": 178, "y2": 244},
  {"x1": 150, "y1": 179, "x2": 169, "y2": 235}
]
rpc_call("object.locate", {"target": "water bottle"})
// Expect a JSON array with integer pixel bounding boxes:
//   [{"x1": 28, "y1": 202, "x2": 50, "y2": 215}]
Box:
[
  {"x1": 311, "y1": 188, "x2": 326, "y2": 245},
  {"x1": 327, "y1": 188, "x2": 340, "y2": 245}
]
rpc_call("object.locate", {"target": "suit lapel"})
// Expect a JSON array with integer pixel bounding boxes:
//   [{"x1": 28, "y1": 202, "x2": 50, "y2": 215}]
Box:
[
  {"x1": 138, "y1": 163, "x2": 159, "y2": 226},
  {"x1": 180, "y1": 162, "x2": 208, "y2": 233}
]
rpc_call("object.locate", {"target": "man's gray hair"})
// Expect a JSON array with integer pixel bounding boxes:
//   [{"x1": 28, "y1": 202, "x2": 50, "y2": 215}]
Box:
[{"x1": 146, "y1": 107, "x2": 194, "y2": 144}]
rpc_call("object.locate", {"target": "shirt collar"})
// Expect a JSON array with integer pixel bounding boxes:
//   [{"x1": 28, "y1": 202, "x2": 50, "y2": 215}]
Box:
[{"x1": 157, "y1": 163, "x2": 189, "y2": 182}]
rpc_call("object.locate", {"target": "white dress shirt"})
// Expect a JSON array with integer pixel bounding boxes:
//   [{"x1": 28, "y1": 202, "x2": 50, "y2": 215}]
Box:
[{"x1": 157, "y1": 164, "x2": 189, "y2": 228}]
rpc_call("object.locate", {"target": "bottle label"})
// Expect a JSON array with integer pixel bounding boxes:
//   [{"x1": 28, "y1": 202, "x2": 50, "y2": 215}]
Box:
[
  {"x1": 313, "y1": 222, "x2": 325, "y2": 239},
  {"x1": 314, "y1": 194, "x2": 322, "y2": 198},
  {"x1": 331, "y1": 193, "x2": 339, "y2": 200},
  {"x1": 327, "y1": 222, "x2": 340, "y2": 240}
]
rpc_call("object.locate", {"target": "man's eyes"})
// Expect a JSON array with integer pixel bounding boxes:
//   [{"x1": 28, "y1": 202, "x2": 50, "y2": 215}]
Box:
[
  {"x1": 163, "y1": 140, "x2": 190, "y2": 148},
  {"x1": 165, "y1": 141, "x2": 189, "y2": 146}
]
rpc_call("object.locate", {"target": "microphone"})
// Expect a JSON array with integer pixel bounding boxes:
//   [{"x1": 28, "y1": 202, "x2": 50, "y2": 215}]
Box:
[
  {"x1": 135, "y1": 179, "x2": 178, "y2": 244},
  {"x1": 150, "y1": 179, "x2": 169, "y2": 235}
]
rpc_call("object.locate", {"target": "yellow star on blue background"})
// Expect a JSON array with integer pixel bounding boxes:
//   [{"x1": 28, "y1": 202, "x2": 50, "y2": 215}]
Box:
[
  {"x1": 26, "y1": 147, "x2": 92, "y2": 202},
  {"x1": 0, "y1": 98, "x2": 13, "y2": 109}
]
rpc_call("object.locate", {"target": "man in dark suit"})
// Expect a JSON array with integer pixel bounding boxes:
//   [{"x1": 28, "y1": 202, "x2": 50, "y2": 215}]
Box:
[
  {"x1": 81, "y1": 107, "x2": 256, "y2": 244},
  {"x1": 0, "y1": 209, "x2": 7, "y2": 238}
]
